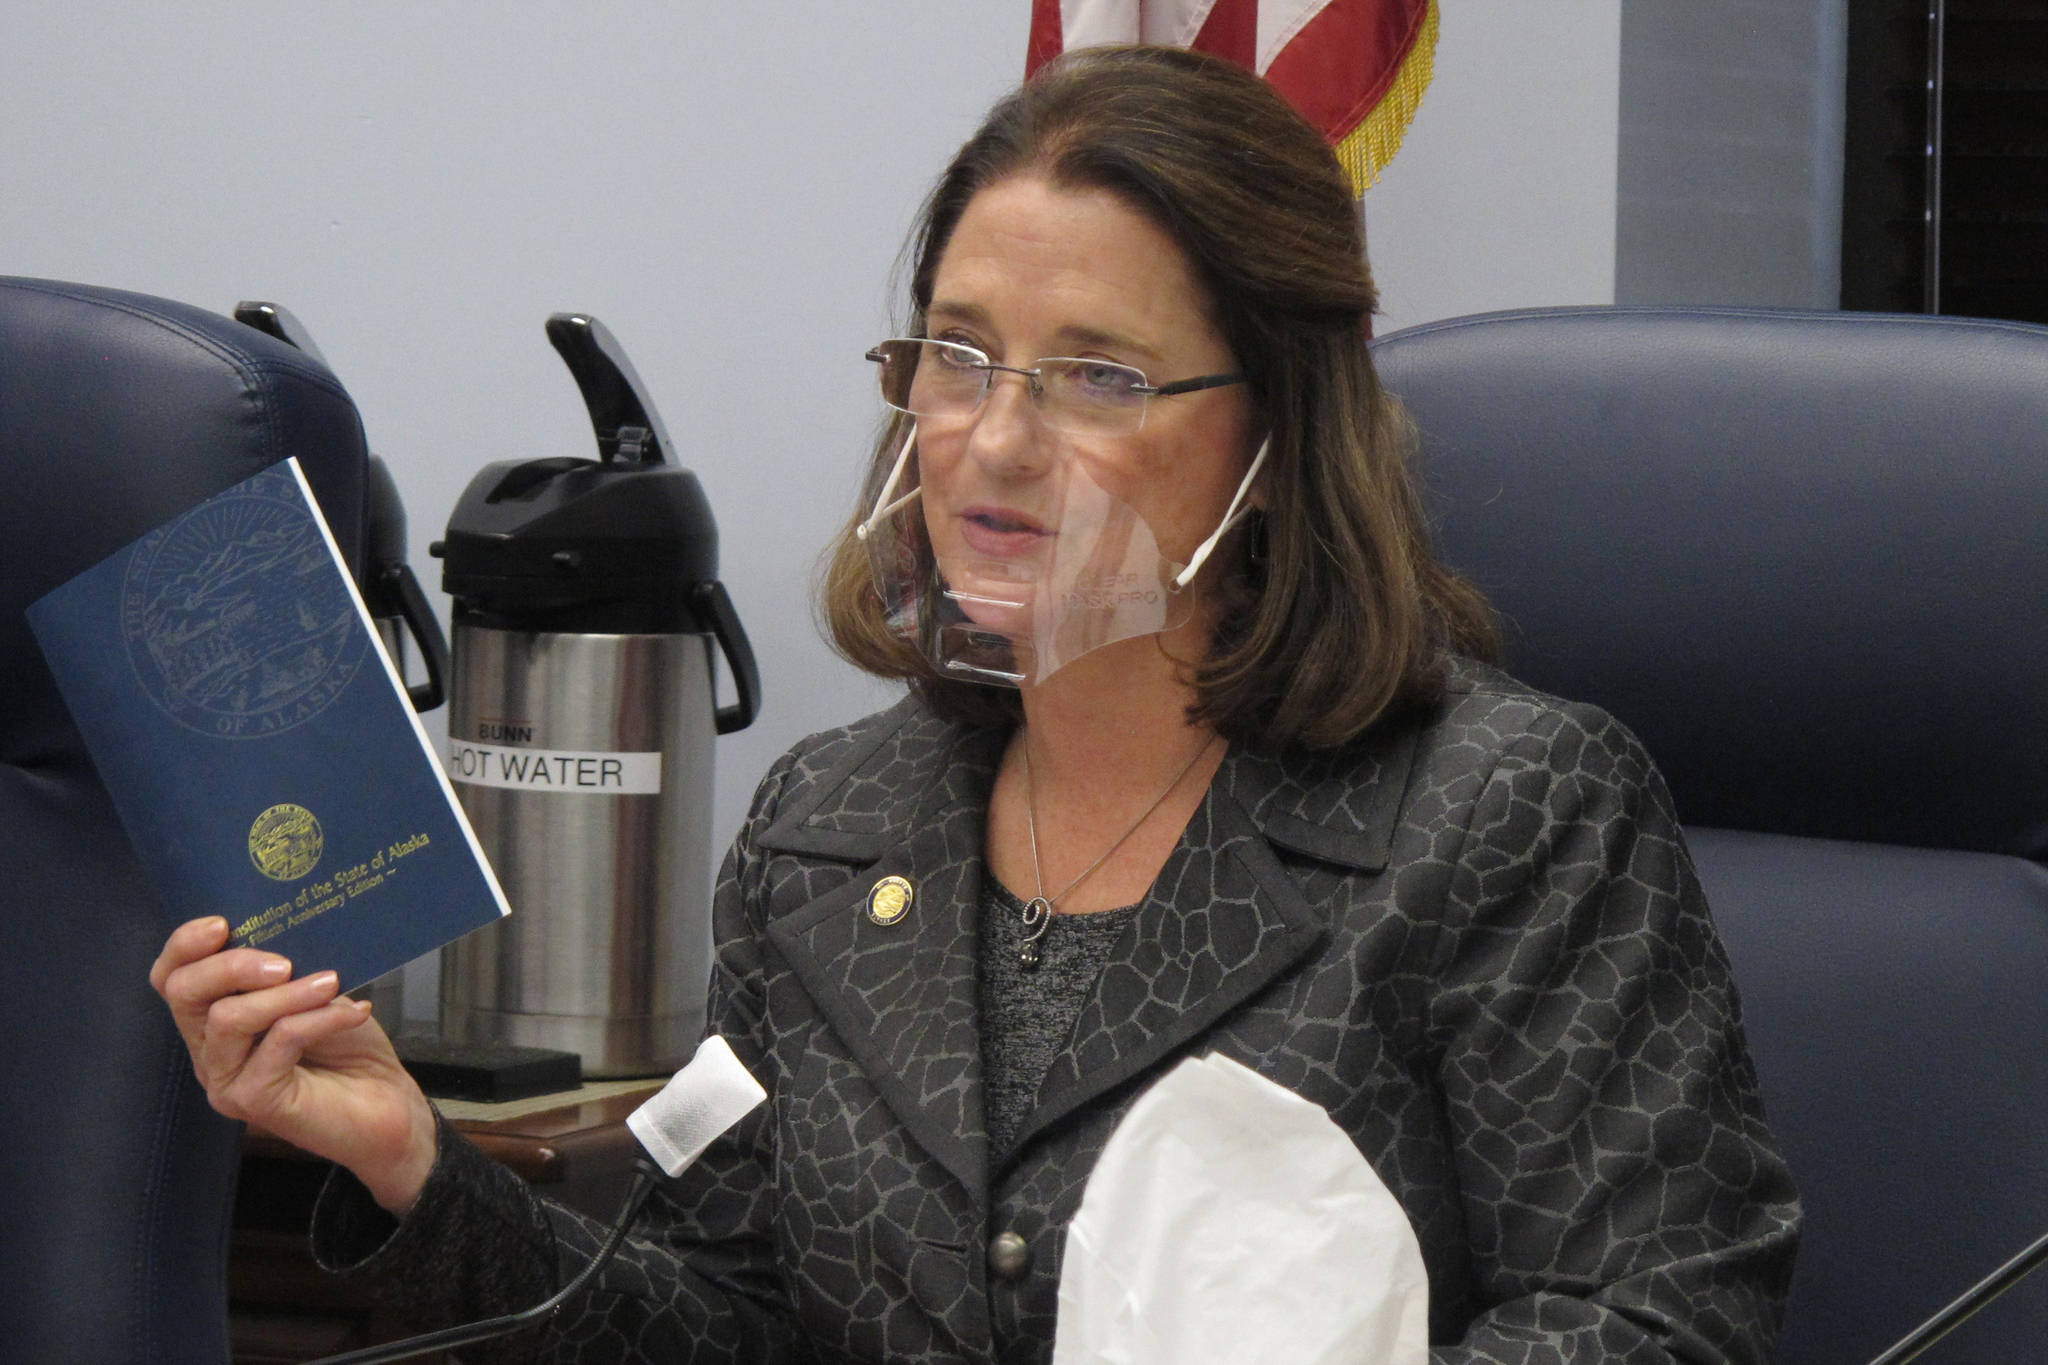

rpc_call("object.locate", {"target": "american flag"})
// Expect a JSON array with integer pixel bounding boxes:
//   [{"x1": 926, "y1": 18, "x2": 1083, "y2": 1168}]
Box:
[{"x1": 1026, "y1": 0, "x2": 1438, "y2": 193}]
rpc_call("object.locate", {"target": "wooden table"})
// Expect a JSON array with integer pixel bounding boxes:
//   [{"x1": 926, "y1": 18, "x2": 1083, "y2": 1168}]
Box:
[{"x1": 229, "y1": 1079, "x2": 664, "y2": 1364}]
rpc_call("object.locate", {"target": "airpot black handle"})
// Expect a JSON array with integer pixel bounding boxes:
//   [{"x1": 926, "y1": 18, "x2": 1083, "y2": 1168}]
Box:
[
  {"x1": 547, "y1": 313, "x2": 674, "y2": 466},
  {"x1": 693, "y1": 581, "x2": 761, "y2": 735}
]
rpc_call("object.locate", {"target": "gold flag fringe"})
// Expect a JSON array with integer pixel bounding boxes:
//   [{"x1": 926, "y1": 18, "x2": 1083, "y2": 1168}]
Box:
[{"x1": 1335, "y1": 0, "x2": 1439, "y2": 195}]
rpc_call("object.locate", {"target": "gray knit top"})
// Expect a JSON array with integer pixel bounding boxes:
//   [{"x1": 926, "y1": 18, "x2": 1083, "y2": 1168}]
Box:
[{"x1": 977, "y1": 881, "x2": 1141, "y2": 1160}]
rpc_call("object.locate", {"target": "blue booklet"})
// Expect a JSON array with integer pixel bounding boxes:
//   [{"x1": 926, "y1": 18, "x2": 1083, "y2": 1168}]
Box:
[{"x1": 27, "y1": 458, "x2": 510, "y2": 992}]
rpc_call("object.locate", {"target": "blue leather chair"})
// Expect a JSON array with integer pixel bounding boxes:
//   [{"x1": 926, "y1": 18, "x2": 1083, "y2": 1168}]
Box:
[
  {"x1": 1373, "y1": 306, "x2": 2048, "y2": 1365},
  {"x1": 0, "y1": 277, "x2": 372, "y2": 1363}
]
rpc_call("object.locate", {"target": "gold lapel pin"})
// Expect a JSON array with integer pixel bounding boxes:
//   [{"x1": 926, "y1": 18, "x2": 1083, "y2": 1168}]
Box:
[{"x1": 865, "y1": 874, "x2": 914, "y2": 927}]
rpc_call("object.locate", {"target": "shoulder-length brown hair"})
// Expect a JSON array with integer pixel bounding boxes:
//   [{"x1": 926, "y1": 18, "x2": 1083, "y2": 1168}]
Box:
[{"x1": 820, "y1": 44, "x2": 1496, "y2": 750}]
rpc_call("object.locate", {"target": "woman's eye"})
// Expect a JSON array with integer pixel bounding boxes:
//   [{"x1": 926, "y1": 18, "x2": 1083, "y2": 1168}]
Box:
[
  {"x1": 927, "y1": 338, "x2": 985, "y2": 370},
  {"x1": 1071, "y1": 362, "x2": 1138, "y2": 398}
]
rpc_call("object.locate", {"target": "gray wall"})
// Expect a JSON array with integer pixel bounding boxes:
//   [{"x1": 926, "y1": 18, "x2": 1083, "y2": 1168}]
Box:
[
  {"x1": 1371, "y1": 2, "x2": 1622, "y2": 329},
  {"x1": 1617, "y1": 0, "x2": 1848, "y2": 308},
  {"x1": 5, "y1": 2, "x2": 1627, "y2": 865}
]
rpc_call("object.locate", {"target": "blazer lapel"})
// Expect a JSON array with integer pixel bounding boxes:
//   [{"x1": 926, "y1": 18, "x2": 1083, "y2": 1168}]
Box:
[
  {"x1": 1009, "y1": 726, "x2": 1420, "y2": 1157},
  {"x1": 761, "y1": 708, "x2": 1005, "y2": 1200}
]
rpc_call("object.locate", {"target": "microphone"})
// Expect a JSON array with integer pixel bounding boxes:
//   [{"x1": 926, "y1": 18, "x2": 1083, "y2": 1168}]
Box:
[{"x1": 305, "y1": 1035, "x2": 768, "y2": 1365}]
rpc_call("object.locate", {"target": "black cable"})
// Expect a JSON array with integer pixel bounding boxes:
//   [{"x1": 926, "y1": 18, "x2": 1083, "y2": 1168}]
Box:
[
  {"x1": 305, "y1": 1157, "x2": 663, "y2": 1365},
  {"x1": 1867, "y1": 1226, "x2": 2048, "y2": 1365}
]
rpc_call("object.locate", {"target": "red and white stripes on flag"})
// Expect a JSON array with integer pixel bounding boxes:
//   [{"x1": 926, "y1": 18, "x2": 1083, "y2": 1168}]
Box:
[{"x1": 1026, "y1": 0, "x2": 1438, "y2": 193}]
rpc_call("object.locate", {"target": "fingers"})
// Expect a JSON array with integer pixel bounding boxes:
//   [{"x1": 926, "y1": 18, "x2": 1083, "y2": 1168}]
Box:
[
  {"x1": 152, "y1": 917, "x2": 318, "y2": 1057},
  {"x1": 190, "y1": 970, "x2": 344, "y2": 1112},
  {"x1": 149, "y1": 916, "x2": 230, "y2": 995},
  {"x1": 162, "y1": 949, "x2": 299, "y2": 1055},
  {"x1": 221, "y1": 995, "x2": 376, "y2": 1122}
]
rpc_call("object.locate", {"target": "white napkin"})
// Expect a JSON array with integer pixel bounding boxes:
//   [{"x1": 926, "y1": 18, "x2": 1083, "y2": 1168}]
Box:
[{"x1": 1052, "y1": 1053, "x2": 1429, "y2": 1365}]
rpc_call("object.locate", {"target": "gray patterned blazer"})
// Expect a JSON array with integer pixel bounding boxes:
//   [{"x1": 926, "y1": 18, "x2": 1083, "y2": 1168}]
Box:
[{"x1": 322, "y1": 659, "x2": 1799, "y2": 1363}]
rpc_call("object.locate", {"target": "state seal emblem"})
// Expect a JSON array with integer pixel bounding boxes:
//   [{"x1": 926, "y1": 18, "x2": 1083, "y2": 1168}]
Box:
[
  {"x1": 121, "y1": 465, "x2": 365, "y2": 738},
  {"x1": 865, "y1": 875, "x2": 914, "y2": 927},
  {"x1": 249, "y1": 803, "x2": 323, "y2": 881}
]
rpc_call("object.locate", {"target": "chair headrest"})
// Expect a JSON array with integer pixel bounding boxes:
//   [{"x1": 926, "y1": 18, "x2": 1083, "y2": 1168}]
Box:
[
  {"x1": 1373, "y1": 305, "x2": 2048, "y2": 858},
  {"x1": 0, "y1": 276, "x2": 369, "y2": 764}
]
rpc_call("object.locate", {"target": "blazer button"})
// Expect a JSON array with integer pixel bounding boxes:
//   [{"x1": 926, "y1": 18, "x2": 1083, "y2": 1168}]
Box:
[{"x1": 987, "y1": 1230, "x2": 1030, "y2": 1280}]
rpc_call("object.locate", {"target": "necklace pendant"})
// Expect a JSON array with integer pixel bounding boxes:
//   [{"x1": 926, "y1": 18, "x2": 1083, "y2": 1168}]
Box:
[{"x1": 1017, "y1": 895, "x2": 1053, "y2": 971}]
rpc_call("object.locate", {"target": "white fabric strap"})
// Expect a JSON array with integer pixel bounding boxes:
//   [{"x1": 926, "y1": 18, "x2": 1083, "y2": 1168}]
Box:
[
  {"x1": 1172, "y1": 436, "x2": 1268, "y2": 590},
  {"x1": 855, "y1": 421, "x2": 920, "y2": 542}
]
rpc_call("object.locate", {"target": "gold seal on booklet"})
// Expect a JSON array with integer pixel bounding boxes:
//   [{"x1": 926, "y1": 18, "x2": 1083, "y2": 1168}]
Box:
[
  {"x1": 249, "y1": 803, "x2": 324, "y2": 881},
  {"x1": 865, "y1": 875, "x2": 914, "y2": 927}
]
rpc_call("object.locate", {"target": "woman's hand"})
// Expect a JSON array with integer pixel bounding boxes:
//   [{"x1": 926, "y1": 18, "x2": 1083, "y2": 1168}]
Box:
[{"x1": 150, "y1": 916, "x2": 438, "y2": 1216}]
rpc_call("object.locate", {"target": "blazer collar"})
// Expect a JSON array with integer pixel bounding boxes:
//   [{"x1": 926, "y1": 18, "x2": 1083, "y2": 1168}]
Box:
[{"x1": 756, "y1": 697, "x2": 1421, "y2": 1194}]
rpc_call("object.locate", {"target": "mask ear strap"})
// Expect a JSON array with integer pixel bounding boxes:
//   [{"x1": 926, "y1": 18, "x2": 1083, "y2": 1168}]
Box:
[
  {"x1": 855, "y1": 421, "x2": 920, "y2": 542},
  {"x1": 1172, "y1": 436, "x2": 1268, "y2": 590}
]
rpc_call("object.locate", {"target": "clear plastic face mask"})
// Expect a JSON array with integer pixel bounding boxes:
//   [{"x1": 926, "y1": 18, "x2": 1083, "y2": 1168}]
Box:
[{"x1": 857, "y1": 424, "x2": 1265, "y2": 688}]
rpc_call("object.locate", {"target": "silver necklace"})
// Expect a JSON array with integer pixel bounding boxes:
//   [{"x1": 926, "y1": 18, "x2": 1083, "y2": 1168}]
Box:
[{"x1": 1017, "y1": 733, "x2": 1219, "y2": 970}]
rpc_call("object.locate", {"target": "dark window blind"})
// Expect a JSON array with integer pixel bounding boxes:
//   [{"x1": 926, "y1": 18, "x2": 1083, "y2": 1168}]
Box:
[{"x1": 1842, "y1": 0, "x2": 2048, "y2": 323}]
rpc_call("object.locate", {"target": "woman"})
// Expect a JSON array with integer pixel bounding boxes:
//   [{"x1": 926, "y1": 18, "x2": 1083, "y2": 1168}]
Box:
[{"x1": 153, "y1": 45, "x2": 1798, "y2": 1363}]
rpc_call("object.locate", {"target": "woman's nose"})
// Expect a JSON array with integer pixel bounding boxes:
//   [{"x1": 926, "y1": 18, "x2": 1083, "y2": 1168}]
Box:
[{"x1": 964, "y1": 369, "x2": 1050, "y2": 474}]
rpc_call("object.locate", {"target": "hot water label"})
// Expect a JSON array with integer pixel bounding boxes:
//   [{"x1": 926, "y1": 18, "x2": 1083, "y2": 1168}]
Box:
[{"x1": 445, "y1": 739, "x2": 663, "y2": 794}]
